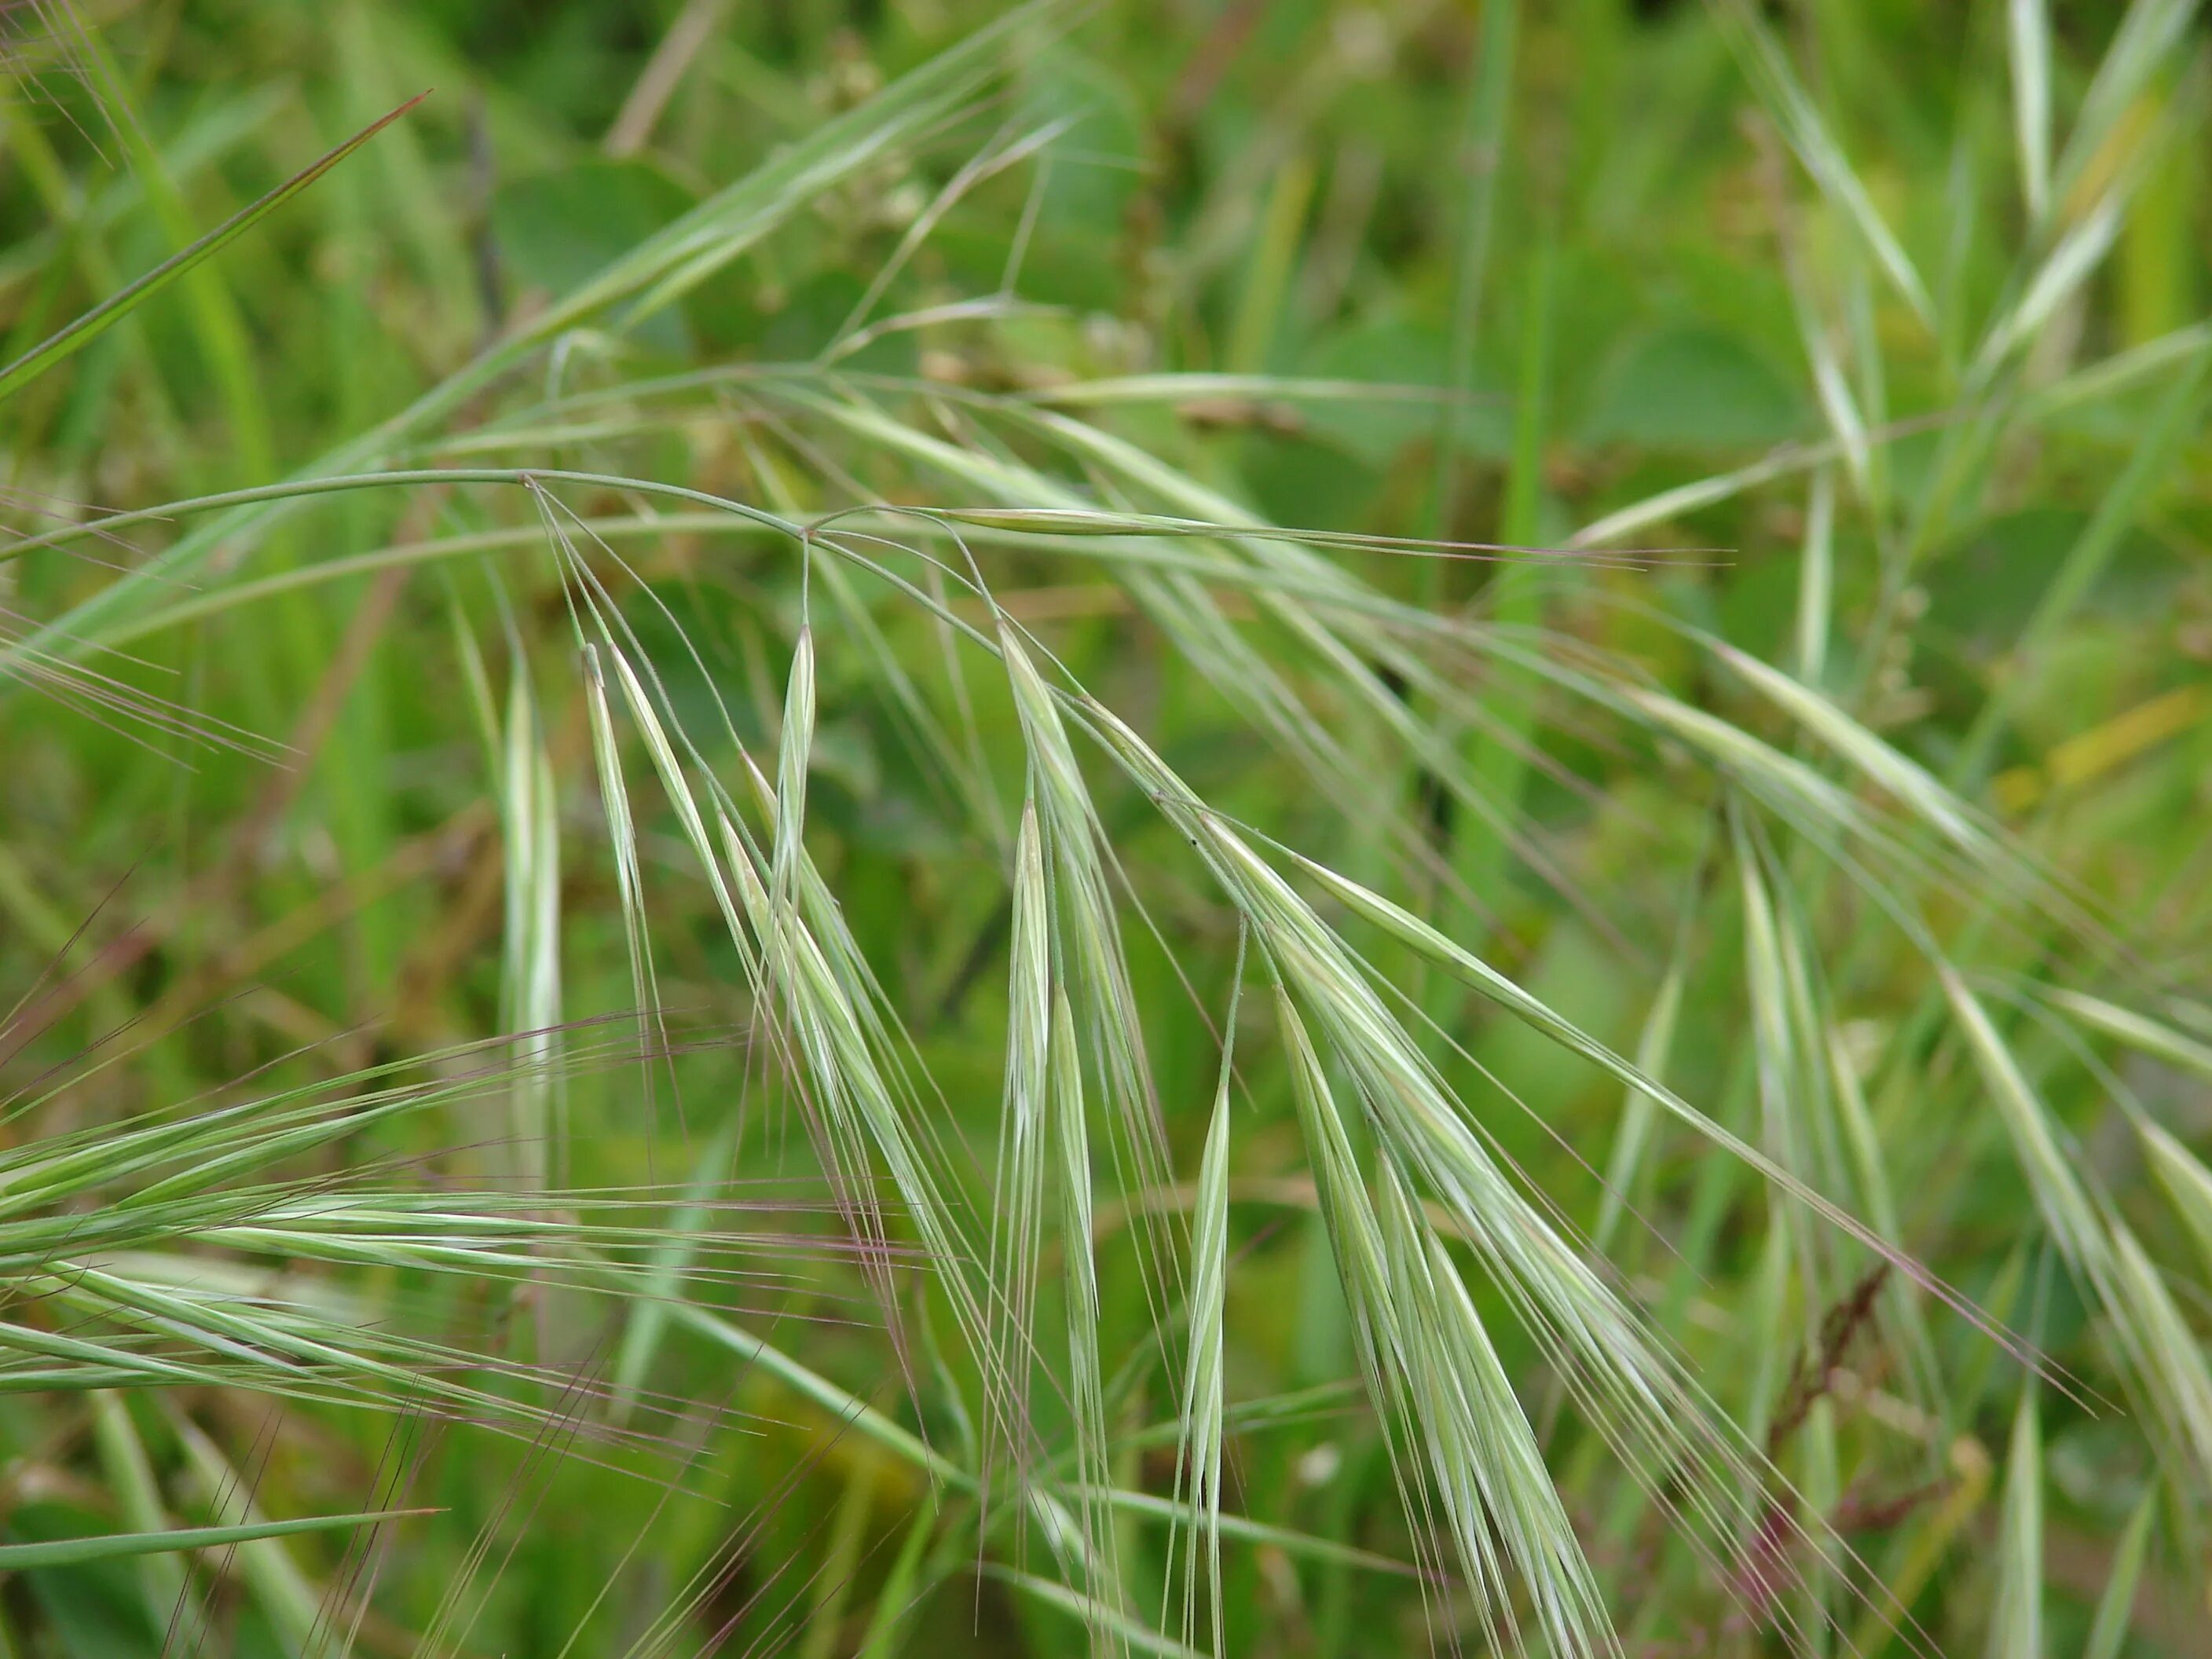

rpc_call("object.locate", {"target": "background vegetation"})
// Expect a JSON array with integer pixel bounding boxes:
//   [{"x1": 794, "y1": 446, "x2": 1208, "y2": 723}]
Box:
[{"x1": 1, "y1": 0, "x2": 2209, "y2": 1653}]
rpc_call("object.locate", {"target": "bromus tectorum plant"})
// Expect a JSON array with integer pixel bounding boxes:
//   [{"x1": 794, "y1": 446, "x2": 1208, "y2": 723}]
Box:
[{"x1": 1, "y1": 0, "x2": 2210, "y2": 1654}]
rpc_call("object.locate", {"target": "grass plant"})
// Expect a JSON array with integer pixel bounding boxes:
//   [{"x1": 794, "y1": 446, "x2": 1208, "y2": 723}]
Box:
[{"x1": 1, "y1": 0, "x2": 2210, "y2": 1654}]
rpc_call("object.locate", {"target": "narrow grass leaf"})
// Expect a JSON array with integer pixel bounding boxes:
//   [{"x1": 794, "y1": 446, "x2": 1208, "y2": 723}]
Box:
[
  {"x1": 1939, "y1": 965, "x2": 2104, "y2": 1267},
  {"x1": 1795, "y1": 468, "x2": 1834, "y2": 683},
  {"x1": 2047, "y1": 987, "x2": 2212, "y2": 1080},
  {"x1": 990, "y1": 800, "x2": 1053, "y2": 1507},
  {"x1": 0, "y1": 94, "x2": 427, "y2": 405},
  {"x1": 1592, "y1": 957, "x2": 1684, "y2": 1256},
  {"x1": 2082, "y1": 1483, "x2": 2156, "y2": 1659},
  {"x1": 2137, "y1": 1118, "x2": 2212, "y2": 1271},
  {"x1": 1051, "y1": 988, "x2": 1122, "y2": 1625},
  {"x1": 988, "y1": 1567, "x2": 1206, "y2": 1659},
  {"x1": 1173, "y1": 969, "x2": 1236, "y2": 1654},
  {"x1": 1710, "y1": 0, "x2": 1933, "y2": 327},
  {"x1": 0, "y1": 1511, "x2": 425, "y2": 1570},
  {"x1": 2007, "y1": 0, "x2": 2053, "y2": 221},
  {"x1": 2056, "y1": 0, "x2": 2203, "y2": 200},
  {"x1": 1987, "y1": 1389, "x2": 2042, "y2": 1659}
]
